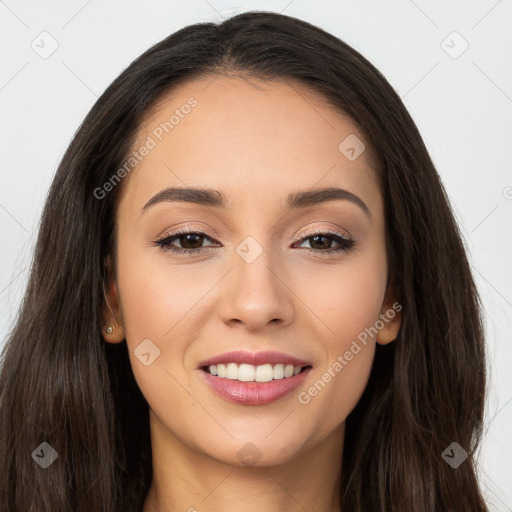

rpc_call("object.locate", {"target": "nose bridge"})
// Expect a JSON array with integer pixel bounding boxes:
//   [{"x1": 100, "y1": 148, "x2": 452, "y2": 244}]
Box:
[
  {"x1": 235, "y1": 234, "x2": 277, "y2": 289},
  {"x1": 220, "y1": 233, "x2": 294, "y2": 328}
]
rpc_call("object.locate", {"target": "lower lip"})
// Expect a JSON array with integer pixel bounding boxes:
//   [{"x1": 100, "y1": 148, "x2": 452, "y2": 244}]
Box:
[{"x1": 198, "y1": 367, "x2": 312, "y2": 405}]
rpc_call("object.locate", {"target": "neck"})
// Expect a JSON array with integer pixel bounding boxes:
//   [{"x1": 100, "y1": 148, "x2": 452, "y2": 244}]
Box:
[{"x1": 142, "y1": 409, "x2": 344, "y2": 512}]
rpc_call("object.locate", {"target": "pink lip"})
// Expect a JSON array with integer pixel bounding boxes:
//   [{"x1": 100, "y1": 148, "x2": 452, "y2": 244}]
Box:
[
  {"x1": 197, "y1": 349, "x2": 311, "y2": 368},
  {"x1": 198, "y1": 366, "x2": 312, "y2": 406}
]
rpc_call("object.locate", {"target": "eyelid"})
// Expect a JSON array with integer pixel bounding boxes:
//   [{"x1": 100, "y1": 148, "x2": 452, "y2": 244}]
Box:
[
  {"x1": 298, "y1": 226, "x2": 352, "y2": 241},
  {"x1": 156, "y1": 224, "x2": 219, "y2": 241}
]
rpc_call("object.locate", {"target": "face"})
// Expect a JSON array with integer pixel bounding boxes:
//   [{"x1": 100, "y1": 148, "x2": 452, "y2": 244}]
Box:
[{"x1": 104, "y1": 75, "x2": 400, "y2": 467}]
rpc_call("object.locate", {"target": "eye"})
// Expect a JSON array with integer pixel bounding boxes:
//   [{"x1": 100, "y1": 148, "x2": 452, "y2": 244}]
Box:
[
  {"x1": 154, "y1": 228, "x2": 219, "y2": 255},
  {"x1": 293, "y1": 229, "x2": 355, "y2": 255}
]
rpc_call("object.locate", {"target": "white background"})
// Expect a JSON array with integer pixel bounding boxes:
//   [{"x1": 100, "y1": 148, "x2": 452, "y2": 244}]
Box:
[{"x1": 1, "y1": 0, "x2": 511, "y2": 509}]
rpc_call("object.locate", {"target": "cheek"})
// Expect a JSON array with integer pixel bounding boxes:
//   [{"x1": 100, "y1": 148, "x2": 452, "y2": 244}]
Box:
[
  {"x1": 299, "y1": 244, "x2": 387, "y2": 345},
  {"x1": 294, "y1": 244, "x2": 386, "y2": 422},
  {"x1": 297, "y1": 341, "x2": 375, "y2": 441},
  {"x1": 116, "y1": 228, "x2": 198, "y2": 344},
  {"x1": 114, "y1": 232, "x2": 193, "y2": 381},
  {"x1": 296, "y1": 282, "x2": 380, "y2": 436}
]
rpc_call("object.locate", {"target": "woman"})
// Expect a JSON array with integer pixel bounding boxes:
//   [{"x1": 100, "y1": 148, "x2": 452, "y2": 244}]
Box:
[{"x1": 0, "y1": 10, "x2": 488, "y2": 512}]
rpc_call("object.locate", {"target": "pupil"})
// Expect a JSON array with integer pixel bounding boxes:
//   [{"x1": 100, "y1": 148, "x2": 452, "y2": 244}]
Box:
[
  {"x1": 182, "y1": 234, "x2": 202, "y2": 249},
  {"x1": 311, "y1": 235, "x2": 330, "y2": 250}
]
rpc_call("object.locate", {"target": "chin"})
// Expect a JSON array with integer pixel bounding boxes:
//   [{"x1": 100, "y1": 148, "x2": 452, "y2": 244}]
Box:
[{"x1": 203, "y1": 435, "x2": 305, "y2": 468}]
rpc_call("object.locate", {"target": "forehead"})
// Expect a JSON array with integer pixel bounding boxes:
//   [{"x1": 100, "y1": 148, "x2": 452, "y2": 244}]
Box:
[{"x1": 120, "y1": 75, "x2": 381, "y2": 217}]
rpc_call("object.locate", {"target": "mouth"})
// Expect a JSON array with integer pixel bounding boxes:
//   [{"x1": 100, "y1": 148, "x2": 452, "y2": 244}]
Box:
[
  {"x1": 196, "y1": 350, "x2": 313, "y2": 405},
  {"x1": 200, "y1": 362, "x2": 312, "y2": 382}
]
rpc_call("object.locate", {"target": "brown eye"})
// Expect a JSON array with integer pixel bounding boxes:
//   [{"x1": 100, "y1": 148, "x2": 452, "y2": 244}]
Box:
[
  {"x1": 308, "y1": 235, "x2": 334, "y2": 250},
  {"x1": 294, "y1": 230, "x2": 355, "y2": 255},
  {"x1": 176, "y1": 233, "x2": 204, "y2": 249},
  {"x1": 154, "y1": 230, "x2": 219, "y2": 254}
]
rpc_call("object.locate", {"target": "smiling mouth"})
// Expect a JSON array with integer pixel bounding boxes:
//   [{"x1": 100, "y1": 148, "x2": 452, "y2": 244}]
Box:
[{"x1": 201, "y1": 363, "x2": 312, "y2": 382}]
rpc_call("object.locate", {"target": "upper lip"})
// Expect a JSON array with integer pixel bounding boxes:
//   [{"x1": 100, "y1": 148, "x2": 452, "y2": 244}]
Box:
[{"x1": 198, "y1": 350, "x2": 312, "y2": 368}]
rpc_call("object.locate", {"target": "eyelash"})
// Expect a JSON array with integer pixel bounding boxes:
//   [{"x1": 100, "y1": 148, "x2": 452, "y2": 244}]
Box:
[{"x1": 153, "y1": 227, "x2": 355, "y2": 256}]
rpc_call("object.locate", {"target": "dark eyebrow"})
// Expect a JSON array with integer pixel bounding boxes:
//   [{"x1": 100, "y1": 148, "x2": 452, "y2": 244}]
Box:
[
  {"x1": 141, "y1": 186, "x2": 371, "y2": 219},
  {"x1": 141, "y1": 187, "x2": 226, "y2": 213},
  {"x1": 286, "y1": 187, "x2": 371, "y2": 219}
]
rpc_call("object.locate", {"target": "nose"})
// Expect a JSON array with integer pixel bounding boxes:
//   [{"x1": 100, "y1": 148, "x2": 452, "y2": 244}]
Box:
[{"x1": 218, "y1": 244, "x2": 295, "y2": 331}]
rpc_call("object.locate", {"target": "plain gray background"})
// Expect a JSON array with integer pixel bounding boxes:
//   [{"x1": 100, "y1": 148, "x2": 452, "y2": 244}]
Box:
[{"x1": 1, "y1": 0, "x2": 511, "y2": 509}]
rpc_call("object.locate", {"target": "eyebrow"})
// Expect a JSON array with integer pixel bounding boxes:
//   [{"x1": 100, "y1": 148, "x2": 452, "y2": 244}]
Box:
[{"x1": 140, "y1": 186, "x2": 371, "y2": 219}]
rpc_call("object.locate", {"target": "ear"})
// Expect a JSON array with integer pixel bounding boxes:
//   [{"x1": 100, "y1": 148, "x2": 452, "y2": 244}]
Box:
[
  {"x1": 101, "y1": 254, "x2": 125, "y2": 344},
  {"x1": 376, "y1": 275, "x2": 402, "y2": 345}
]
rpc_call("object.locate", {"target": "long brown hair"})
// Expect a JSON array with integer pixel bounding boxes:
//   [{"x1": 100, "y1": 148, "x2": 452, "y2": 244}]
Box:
[{"x1": 0, "y1": 11, "x2": 488, "y2": 511}]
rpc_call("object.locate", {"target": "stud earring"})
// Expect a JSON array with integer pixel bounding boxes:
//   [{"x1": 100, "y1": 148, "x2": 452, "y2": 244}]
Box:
[{"x1": 104, "y1": 325, "x2": 114, "y2": 334}]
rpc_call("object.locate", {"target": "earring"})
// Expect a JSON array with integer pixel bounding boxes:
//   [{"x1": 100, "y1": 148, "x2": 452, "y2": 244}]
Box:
[{"x1": 104, "y1": 325, "x2": 114, "y2": 334}]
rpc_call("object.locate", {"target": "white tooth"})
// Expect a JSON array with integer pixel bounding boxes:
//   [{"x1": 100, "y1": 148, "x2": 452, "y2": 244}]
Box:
[
  {"x1": 210, "y1": 362, "x2": 305, "y2": 381},
  {"x1": 273, "y1": 363, "x2": 284, "y2": 379},
  {"x1": 238, "y1": 363, "x2": 256, "y2": 382},
  {"x1": 226, "y1": 362, "x2": 239, "y2": 380},
  {"x1": 255, "y1": 364, "x2": 274, "y2": 382}
]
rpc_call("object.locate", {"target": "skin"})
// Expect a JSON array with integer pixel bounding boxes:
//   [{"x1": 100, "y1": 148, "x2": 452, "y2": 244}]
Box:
[{"x1": 102, "y1": 75, "x2": 401, "y2": 512}]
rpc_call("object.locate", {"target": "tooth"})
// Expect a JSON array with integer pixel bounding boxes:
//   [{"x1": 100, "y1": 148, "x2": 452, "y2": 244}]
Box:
[
  {"x1": 255, "y1": 364, "x2": 274, "y2": 382},
  {"x1": 284, "y1": 364, "x2": 294, "y2": 378},
  {"x1": 238, "y1": 363, "x2": 256, "y2": 382},
  {"x1": 273, "y1": 363, "x2": 284, "y2": 379},
  {"x1": 226, "y1": 362, "x2": 239, "y2": 380},
  {"x1": 208, "y1": 362, "x2": 306, "y2": 380}
]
